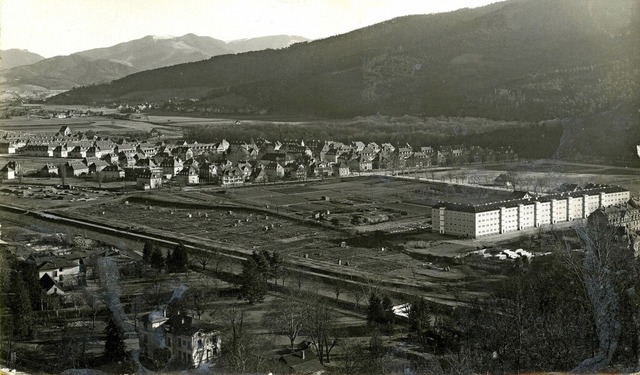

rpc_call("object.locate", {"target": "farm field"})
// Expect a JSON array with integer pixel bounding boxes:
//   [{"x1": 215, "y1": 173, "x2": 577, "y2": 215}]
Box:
[
  {"x1": 45, "y1": 177, "x2": 524, "y2": 305},
  {"x1": 0, "y1": 116, "x2": 183, "y2": 137},
  {"x1": 421, "y1": 161, "x2": 640, "y2": 196}
]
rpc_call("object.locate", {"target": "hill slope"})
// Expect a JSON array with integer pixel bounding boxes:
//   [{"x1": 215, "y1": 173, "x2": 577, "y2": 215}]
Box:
[
  {"x1": 0, "y1": 49, "x2": 45, "y2": 69},
  {"x1": 50, "y1": 0, "x2": 639, "y2": 122}
]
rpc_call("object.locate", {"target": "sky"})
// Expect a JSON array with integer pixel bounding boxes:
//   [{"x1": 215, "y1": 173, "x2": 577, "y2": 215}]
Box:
[{"x1": 1, "y1": 0, "x2": 500, "y2": 58}]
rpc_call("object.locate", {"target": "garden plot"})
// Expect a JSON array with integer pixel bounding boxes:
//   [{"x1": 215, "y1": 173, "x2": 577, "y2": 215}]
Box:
[{"x1": 67, "y1": 200, "x2": 323, "y2": 250}]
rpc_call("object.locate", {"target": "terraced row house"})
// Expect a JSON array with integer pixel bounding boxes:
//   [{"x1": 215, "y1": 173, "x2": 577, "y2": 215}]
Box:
[{"x1": 432, "y1": 184, "x2": 631, "y2": 238}]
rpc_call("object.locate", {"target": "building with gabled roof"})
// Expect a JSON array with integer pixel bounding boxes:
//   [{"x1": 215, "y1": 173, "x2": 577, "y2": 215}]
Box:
[
  {"x1": 101, "y1": 164, "x2": 125, "y2": 180},
  {"x1": 176, "y1": 165, "x2": 200, "y2": 185},
  {"x1": 139, "y1": 308, "x2": 221, "y2": 369},
  {"x1": 65, "y1": 161, "x2": 89, "y2": 176},
  {"x1": 137, "y1": 170, "x2": 163, "y2": 190},
  {"x1": 588, "y1": 200, "x2": 640, "y2": 233},
  {"x1": 1, "y1": 161, "x2": 16, "y2": 180},
  {"x1": 279, "y1": 349, "x2": 325, "y2": 375}
]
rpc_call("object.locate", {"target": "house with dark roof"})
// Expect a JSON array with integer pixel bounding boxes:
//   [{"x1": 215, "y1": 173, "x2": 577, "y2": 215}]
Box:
[
  {"x1": 89, "y1": 160, "x2": 109, "y2": 174},
  {"x1": 160, "y1": 157, "x2": 184, "y2": 178},
  {"x1": 1, "y1": 161, "x2": 16, "y2": 180},
  {"x1": 588, "y1": 200, "x2": 640, "y2": 233},
  {"x1": 176, "y1": 165, "x2": 200, "y2": 185},
  {"x1": 36, "y1": 258, "x2": 81, "y2": 288},
  {"x1": 40, "y1": 273, "x2": 65, "y2": 295},
  {"x1": 0, "y1": 141, "x2": 17, "y2": 154},
  {"x1": 65, "y1": 161, "x2": 89, "y2": 176},
  {"x1": 137, "y1": 170, "x2": 163, "y2": 190},
  {"x1": 279, "y1": 349, "x2": 325, "y2": 375},
  {"x1": 139, "y1": 309, "x2": 221, "y2": 369},
  {"x1": 101, "y1": 165, "x2": 125, "y2": 180},
  {"x1": 40, "y1": 163, "x2": 59, "y2": 177},
  {"x1": 52, "y1": 144, "x2": 68, "y2": 158}
]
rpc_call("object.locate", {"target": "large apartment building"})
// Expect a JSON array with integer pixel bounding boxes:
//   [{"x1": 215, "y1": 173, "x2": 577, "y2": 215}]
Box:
[{"x1": 432, "y1": 185, "x2": 631, "y2": 238}]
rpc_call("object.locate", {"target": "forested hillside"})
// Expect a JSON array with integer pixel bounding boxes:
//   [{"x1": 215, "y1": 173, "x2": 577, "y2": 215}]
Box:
[{"x1": 50, "y1": 0, "x2": 639, "y2": 122}]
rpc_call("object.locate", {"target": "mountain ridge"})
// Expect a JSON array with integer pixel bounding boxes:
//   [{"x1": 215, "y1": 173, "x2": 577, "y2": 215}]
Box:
[
  {"x1": 0, "y1": 49, "x2": 45, "y2": 69},
  {"x1": 49, "y1": 0, "x2": 639, "y2": 122},
  {"x1": 0, "y1": 34, "x2": 311, "y2": 92}
]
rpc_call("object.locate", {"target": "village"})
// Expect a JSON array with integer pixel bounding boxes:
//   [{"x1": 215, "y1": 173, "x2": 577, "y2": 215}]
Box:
[{"x1": 0, "y1": 119, "x2": 521, "y2": 191}]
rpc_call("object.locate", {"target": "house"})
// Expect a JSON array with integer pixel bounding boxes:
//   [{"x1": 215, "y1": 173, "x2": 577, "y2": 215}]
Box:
[
  {"x1": 40, "y1": 273, "x2": 65, "y2": 295},
  {"x1": 67, "y1": 142, "x2": 95, "y2": 158},
  {"x1": 137, "y1": 170, "x2": 163, "y2": 190},
  {"x1": 324, "y1": 148, "x2": 341, "y2": 163},
  {"x1": 311, "y1": 161, "x2": 332, "y2": 177},
  {"x1": 114, "y1": 143, "x2": 137, "y2": 157},
  {"x1": 198, "y1": 162, "x2": 218, "y2": 183},
  {"x1": 118, "y1": 151, "x2": 136, "y2": 167},
  {"x1": 348, "y1": 156, "x2": 372, "y2": 172},
  {"x1": 85, "y1": 146, "x2": 102, "y2": 158},
  {"x1": 172, "y1": 146, "x2": 194, "y2": 160},
  {"x1": 493, "y1": 174, "x2": 514, "y2": 188},
  {"x1": 101, "y1": 153, "x2": 119, "y2": 166},
  {"x1": 89, "y1": 160, "x2": 109, "y2": 174},
  {"x1": 136, "y1": 142, "x2": 158, "y2": 155},
  {"x1": 135, "y1": 157, "x2": 161, "y2": 172},
  {"x1": 279, "y1": 349, "x2": 325, "y2": 375},
  {"x1": 175, "y1": 166, "x2": 200, "y2": 185},
  {"x1": 409, "y1": 151, "x2": 431, "y2": 168},
  {"x1": 160, "y1": 157, "x2": 184, "y2": 178},
  {"x1": 52, "y1": 145, "x2": 68, "y2": 158},
  {"x1": 333, "y1": 162, "x2": 350, "y2": 177},
  {"x1": 588, "y1": 200, "x2": 640, "y2": 232},
  {"x1": 36, "y1": 258, "x2": 81, "y2": 288},
  {"x1": 65, "y1": 161, "x2": 89, "y2": 176},
  {"x1": 263, "y1": 161, "x2": 285, "y2": 180},
  {"x1": 0, "y1": 142, "x2": 16, "y2": 154},
  {"x1": 40, "y1": 163, "x2": 59, "y2": 177},
  {"x1": 220, "y1": 167, "x2": 244, "y2": 186},
  {"x1": 58, "y1": 126, "x2": 72, "y2": 136},
  {"x1": 295, "y1": 164, "x2": 308, "y2": 180},
  {"x1": 1, "y1": 161, "x2": 16, "y2": 180},
  {"x1": 101, "y1": 165, "x2": 125, "y2": 180},
  {"x1": 250, "y1": 167, "x2": 269, "y2": 183},
  {"x1": 20, "y1": 144, "x2": 54, "y2": 157},
  {"x1": 139, "y1": 309, "x2": 221, "y2": 369}
]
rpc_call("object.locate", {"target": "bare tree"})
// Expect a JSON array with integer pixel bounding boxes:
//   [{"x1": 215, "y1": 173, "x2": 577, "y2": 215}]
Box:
[
  {"x1": 82, "y1": 288, "x2": 102, "y2": 328},
  {"x1": 557, "y1": 223, "x2": 639, "y2": 373},
  {"x1": 193, "y1": 249, "x2": 211, "y2": 270},
  {"x1": 348, "y1": 284, "x2": 366, "y2": 310},
  {"x1": 219, "y1": 304, "x2": 270, "y2": 373},
  {"x1": 264, "y1": 291, "x2": 307, "y2": 351},
  {"x1": 212, "y1": 250, "x2": 227, "y2": 274},
  {"x1": 306, "y1": 301, "x2": 339, "y2": 364}
]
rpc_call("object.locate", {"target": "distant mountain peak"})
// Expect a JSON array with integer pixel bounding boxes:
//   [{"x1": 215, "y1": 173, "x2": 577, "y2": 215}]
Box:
[{"x1": 152, "y1": 35, "x2": 176, "y2": 41}]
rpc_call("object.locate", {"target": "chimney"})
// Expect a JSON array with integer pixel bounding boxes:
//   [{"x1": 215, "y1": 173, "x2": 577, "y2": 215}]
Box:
[{"x1": 301, "y1": 350, "x2": 305, "y2": 360}]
